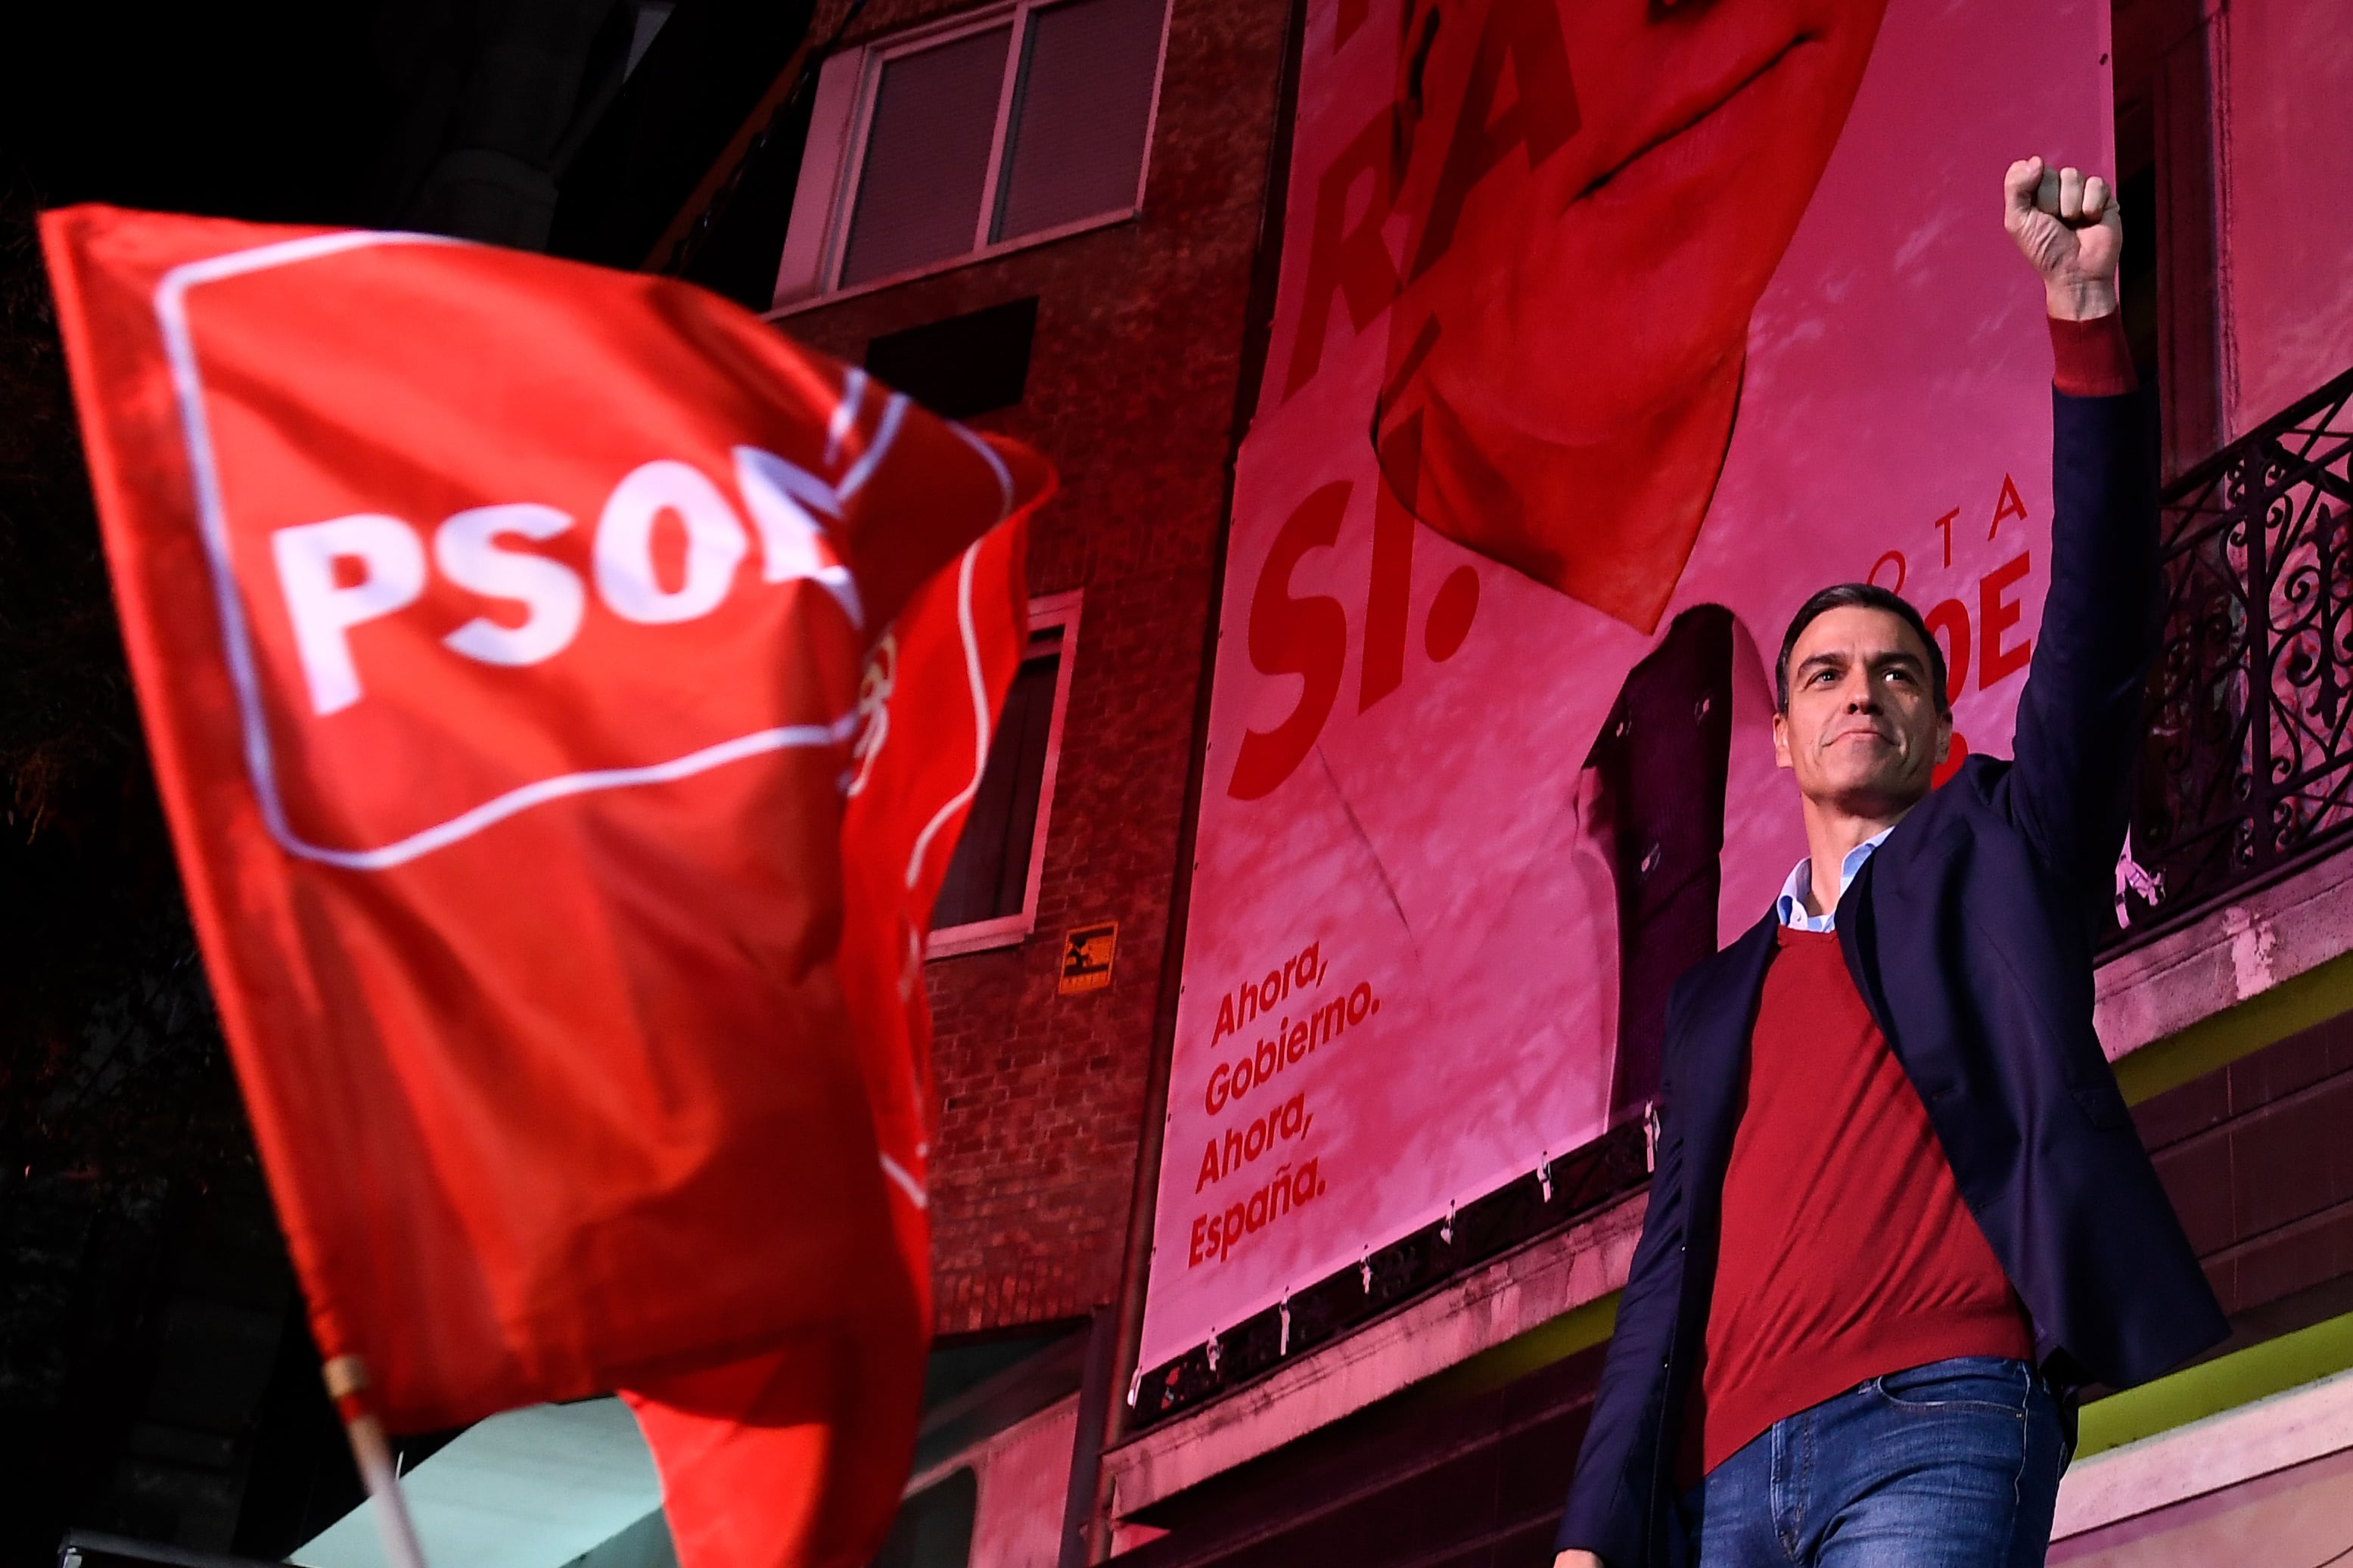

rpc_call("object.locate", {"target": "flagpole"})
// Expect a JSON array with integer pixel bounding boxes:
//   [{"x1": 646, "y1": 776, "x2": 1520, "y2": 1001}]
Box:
[{"x1": 325, "y1": 1355, "x2": 432, "y2": 1568}]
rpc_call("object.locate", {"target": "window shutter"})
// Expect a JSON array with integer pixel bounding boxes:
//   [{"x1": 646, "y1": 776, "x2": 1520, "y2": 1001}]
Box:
[
  {"x1": 991, "y1": 0, "x2": 1163, "y2": 244},
  {"x1": 840, "y1": 26, "x2": 1012, "y2": 288}
]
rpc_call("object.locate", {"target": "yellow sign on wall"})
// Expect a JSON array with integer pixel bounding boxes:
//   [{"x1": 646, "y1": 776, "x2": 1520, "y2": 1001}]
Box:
[{"x1": 1060, "y1": 922, "x2": 1117, "y2": 995}]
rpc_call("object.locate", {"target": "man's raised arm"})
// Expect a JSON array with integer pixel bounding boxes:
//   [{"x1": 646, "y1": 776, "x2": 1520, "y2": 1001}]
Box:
[{"x1": 1998, "y1": 157, "x2": 2161, "y2": 894}]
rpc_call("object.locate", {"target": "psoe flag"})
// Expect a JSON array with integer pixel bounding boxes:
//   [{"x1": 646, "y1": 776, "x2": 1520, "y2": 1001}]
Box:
[{"x1": 37, "y1": 203, "x2": 1052, "y2": 1523}]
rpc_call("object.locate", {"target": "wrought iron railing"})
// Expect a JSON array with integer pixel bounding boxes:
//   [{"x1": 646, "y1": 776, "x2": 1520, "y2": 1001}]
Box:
[{"x1": 2109, "y1": 364, "x2": 2353, "y2": 946}]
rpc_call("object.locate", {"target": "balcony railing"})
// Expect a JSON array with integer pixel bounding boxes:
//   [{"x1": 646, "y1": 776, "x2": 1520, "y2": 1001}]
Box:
[{"x1": 2109, "y1": 364, "x2": 2353, "y2": 947}]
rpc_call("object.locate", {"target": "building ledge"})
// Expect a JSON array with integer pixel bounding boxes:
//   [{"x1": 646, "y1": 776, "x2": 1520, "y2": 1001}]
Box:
[
  {"x1": 1103, "y1": 1192, "x2": 1645, "y2": 1519},
  {"x1": 2097, "y1": 843, "x2": 2353, "y2": 1100},
  {"x1": 2056, "y1": 1361, "x2": 2353, "y2": 1540}
]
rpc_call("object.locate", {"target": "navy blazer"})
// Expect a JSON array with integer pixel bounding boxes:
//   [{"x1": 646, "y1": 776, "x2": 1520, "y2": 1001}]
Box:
[{"x1": 1555, "y1": 384, "x2": 2230, "y2": 1567}]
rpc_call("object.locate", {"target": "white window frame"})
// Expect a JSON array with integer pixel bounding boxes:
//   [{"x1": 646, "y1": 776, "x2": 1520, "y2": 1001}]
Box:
[
  {"x1": 769, "y1": 0, "x2": 1172, "y2": 313},
  {"x1": 927, "y1": 590, "x2": 1082, "y2": 958}
]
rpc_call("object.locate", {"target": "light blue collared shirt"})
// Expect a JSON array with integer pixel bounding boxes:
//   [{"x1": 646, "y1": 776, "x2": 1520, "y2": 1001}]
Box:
[{"x1": 1775, "y1": 828, "x2": 1894, "y2": 932}]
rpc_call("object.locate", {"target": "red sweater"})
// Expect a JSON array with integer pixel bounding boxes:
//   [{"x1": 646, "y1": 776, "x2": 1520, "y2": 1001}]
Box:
[{"x1": 1678, "y1": 926, "x2": 2033, "y2": 1483}]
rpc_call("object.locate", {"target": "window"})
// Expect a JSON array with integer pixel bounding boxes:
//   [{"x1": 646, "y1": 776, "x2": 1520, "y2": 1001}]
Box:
[
  {"x1": 869, "y1": 1466, "x2": 976, "y2": 1568},
  {"x1": 772, "y1": 0, "x2": 1168, "y2": 307},
  {"x1": 864, "y1": 297, "x2": 1038, "y2": 419},
  {"x1": 928, "y1": 592, "x2": 1079, "y2": 957}
]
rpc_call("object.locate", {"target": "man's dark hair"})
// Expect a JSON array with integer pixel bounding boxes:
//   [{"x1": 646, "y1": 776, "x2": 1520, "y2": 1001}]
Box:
[{"x1": 1775, "y1": 583, "x2": 1950, "y2": 714}]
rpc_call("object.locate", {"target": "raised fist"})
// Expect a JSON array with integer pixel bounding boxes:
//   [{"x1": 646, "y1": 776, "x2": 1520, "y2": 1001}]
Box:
[{"x1": 2003, "y1": 156, "x2": 2123, "y2": 321}]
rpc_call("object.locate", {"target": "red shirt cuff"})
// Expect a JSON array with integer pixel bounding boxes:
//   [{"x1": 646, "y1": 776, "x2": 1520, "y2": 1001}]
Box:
[{"x1": 2050, "y1": 313, "x2": 2137, "y2": 397}]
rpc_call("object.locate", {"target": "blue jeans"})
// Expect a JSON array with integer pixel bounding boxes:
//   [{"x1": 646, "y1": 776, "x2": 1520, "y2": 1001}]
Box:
[{"x1": 1678, "y1": 1357, "x2": 2069, "y2": 1567}]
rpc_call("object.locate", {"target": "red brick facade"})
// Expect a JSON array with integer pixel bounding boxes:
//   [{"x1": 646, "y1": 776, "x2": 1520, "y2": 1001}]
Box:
[
  {"x1": 774, "y1": 0, "x2": 1289, "y2": 1336},
  {"x1": 2139, "y1": 1010, "x2": 2353, "y2": 1327}
]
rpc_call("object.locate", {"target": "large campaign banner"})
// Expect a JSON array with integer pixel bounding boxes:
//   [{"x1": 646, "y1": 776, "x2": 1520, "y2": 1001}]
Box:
[{"x1": 1140, "y1": 0, "x2": 2113, "y2": 1374}]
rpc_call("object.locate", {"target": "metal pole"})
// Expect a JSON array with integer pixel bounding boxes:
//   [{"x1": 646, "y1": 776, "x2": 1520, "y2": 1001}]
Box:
[{"x1": 324, "y1": 1355, "x2": 431, "y2": 1568}]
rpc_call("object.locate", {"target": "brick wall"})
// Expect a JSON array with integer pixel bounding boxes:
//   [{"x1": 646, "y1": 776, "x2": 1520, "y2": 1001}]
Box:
[
  {"x1": 2136, "y1": 1012, "x2": 2353, "y2": 1333},
  {"x1": 772, "y1": 0, "x2": 1290, "y2": 1335}
]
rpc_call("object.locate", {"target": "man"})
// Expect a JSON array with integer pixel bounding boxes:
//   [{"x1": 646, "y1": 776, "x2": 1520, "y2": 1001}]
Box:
[{"x1": 1550, "y1": 159, "x2": 2229, "y2": 1568}]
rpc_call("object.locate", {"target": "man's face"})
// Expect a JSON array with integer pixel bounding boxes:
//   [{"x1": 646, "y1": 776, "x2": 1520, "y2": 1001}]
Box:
[
  {"x1": 1772, "y1": 606, "x2": 1950, "y2": 814},
  {"x1": 1388, "y1": 0, "x2": 1891, "y2": 446}
]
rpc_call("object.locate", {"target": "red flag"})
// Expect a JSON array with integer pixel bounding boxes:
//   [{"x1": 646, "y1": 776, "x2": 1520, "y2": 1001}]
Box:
[{"x1": 37, "y1": 202, "x2": 1049, "y2": 1551}]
